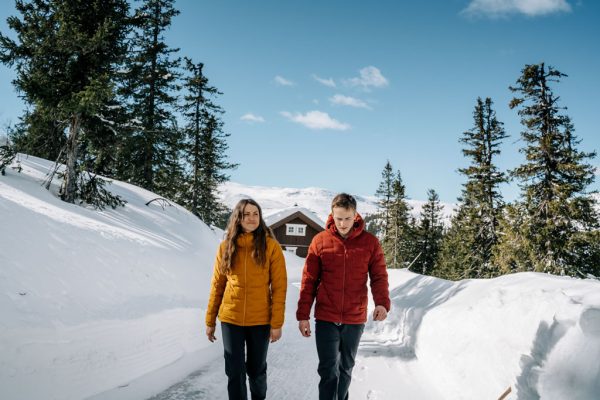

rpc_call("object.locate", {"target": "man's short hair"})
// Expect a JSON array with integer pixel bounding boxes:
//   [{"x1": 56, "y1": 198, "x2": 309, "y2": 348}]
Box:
[{"x1": 331, "y1": 193, "x2": 357, "y2": 211}]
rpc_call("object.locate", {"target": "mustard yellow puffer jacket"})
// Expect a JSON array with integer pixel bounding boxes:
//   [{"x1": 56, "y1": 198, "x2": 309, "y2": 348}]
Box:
[{"x1": 206, "y1": 233, "x2": 287, "y2": 329}]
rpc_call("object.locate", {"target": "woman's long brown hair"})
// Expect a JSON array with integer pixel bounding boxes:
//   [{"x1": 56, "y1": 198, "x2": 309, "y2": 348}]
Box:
[{"x1": 219, "y1": 198, "x2": 274, "y2": 274}]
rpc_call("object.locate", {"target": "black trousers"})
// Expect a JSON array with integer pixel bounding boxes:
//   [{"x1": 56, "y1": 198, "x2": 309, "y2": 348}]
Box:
[
  {"x1": 221, "y1": 322, "x2": 271, "y2": 400},
  {"x1": 315, "y1": 320, "x2": 365, "y2": 400}
]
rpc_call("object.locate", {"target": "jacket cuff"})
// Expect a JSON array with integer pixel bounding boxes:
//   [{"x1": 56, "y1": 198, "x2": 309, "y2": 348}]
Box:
[{"x1": 296, "y1": 313, "x2": 310, "y2": 321}]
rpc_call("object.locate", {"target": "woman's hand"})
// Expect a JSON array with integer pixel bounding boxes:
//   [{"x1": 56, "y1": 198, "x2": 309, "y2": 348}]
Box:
[
  {"x1": 206, "y1": 326, "x2": 217, "y2": 342},
  {"x1": 270, "y1": 328, "x2": 282, "y2": 343}
]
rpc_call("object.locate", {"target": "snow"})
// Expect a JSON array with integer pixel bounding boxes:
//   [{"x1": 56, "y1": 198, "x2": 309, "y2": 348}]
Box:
[
  {"x1": 1, "y1": 155, "x2": 221, "y2": 399},
  {"x1": 219, "y1": 181, "x2": 455, "y2": 223},
  {"x1": 2, "y1": 154, "x2": 600, "y2": 399},
  {"x1": 264, "y1": 206, "x2": 326, "y2": 229}
]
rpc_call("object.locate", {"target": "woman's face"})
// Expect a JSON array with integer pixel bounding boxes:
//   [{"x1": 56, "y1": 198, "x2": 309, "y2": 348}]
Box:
[{"x1": 240, "y1": 203, "x2": 260, "y2": 233}]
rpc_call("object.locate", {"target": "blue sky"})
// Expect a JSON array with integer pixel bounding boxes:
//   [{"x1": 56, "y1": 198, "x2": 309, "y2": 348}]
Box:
[{"x1": 1, "y1": 0, "x2": 599, "y2": 203}]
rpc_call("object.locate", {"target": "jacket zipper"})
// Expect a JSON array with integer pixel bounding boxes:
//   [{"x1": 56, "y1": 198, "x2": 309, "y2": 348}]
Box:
[
  {"x1": 243, "y1": 247, "x2": 248, "y2": 325},
  {"x1": 340, "y1": 244, "x2": 347, "y2": 324}
]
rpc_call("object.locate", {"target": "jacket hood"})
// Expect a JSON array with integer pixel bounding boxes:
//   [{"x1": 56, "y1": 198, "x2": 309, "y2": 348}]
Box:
[{"x1": 325, "y1": 212, "x2": 365, "y2": 240}]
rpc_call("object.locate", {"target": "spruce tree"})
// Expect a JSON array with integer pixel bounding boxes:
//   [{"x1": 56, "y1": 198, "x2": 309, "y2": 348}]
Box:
[
  {"x1": 178, "y1": 58, "x2": 236, "y2": 227},
  {"x1": 153, "y1": 118, "x2": 185, "y2": 203},
  {"x1": 363, "y1": 213, "x2": 383, "y2": 237},
  {"x1": 438, "y1": 97, "x2": 507, "y2": 279},
  {"x1": 117, "y1": 0, "x2": 181, "y2": 195},
  {"x1": 0, "y1": 2, "x2": 64, "y2": 161},
  {"x1": 495, "y1": 63, "x2": 599, "y2": 276},
  {"x1": 375, "y1": 161, "x2": 394, "y2": 238},
  {"x1": 384, "y1": 170, "x2": 414, "y2": 268},
  {"x1": 10, "y1": 106, "x2": 65, "y2": 161},
  {"x1": 0, "y1": 0, "x2": 130, "y2": 207},
  {"x1": 436, "y1": 205, "x2": 472, "y2": 280},
  {"x1": 414, "y1": 189, "x2": 444, "y2": 275}
]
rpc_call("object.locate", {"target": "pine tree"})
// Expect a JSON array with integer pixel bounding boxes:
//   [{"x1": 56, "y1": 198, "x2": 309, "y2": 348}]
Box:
[
  {"x1": 79, "y1": 94, "x2": 131, "y2": 179},
  {"x1": 363, "y1": 213, "x2": 383, "y2": 237},
  {"x1": 9, "y1": 106, "x2": 65, "y2": 161},
  {"x1": 117, "y1": 0, "x2": 181, "y2": 195},
  {"x1": 495, "y1": 63, "x2": 599, "y2": 276},
  {"x1": 375, "y1": 161, "x2": 394, "y2": 238},
  {"x1": 384, "y1": 170, "x2": 414, "y2": 268},
  {"x1": 437, "y1": 97, "x2": 507, "y2": 279},
  {"x1": 414, "y1": 189, "x2": 444, "y2": 275},
  {"x1": 178, "y1": 58, "x2": 236, "y2": 227},
  {"x1": 0, "y1": 0, "x2": 130, "y2": 207},
  {"x1": 0, "y1": 2, "x2": 64, "y2": 161}
]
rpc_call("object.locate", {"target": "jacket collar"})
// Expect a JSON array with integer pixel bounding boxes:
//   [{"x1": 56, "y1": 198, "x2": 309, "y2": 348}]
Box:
[
  {"x1": 235, "y1": 232, "x2": 254, "y2": 248},
  {"x1": 325, "y1": 212, "x2": 365, "y2": 240}
]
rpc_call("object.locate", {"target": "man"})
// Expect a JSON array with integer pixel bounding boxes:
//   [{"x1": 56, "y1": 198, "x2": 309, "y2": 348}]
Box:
[{"x1": 296, "y1": 193, "x2": 390, "y2": 400}]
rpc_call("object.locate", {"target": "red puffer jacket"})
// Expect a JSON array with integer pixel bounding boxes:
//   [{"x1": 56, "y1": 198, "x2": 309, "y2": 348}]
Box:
[{"x1": 296, "y1": 213, "x2": 390, "y2": 324}]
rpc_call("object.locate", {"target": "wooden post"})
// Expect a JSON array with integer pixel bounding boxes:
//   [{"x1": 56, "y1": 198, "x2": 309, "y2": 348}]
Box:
[{"x1": 498, "y1": 386, "x2": 512, "y2": 400}]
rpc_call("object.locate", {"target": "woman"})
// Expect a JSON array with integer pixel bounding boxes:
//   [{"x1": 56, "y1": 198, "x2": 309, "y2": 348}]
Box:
[{"x1": 205, "y1": 198, "x2": 287, "y2": 400}]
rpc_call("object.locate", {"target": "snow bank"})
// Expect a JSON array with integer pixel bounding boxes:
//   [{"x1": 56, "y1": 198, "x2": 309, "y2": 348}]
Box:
[
  {"x1": 363, "y1": 270, "x2": 600, "y2": 400},
  {"x1": 0, "y1": 155, "x2": 221, "y2": 400}
]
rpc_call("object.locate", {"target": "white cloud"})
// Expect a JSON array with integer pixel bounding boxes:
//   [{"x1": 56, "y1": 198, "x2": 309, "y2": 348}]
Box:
[
  {"x1": 312, "y1": 74, "x2": 336, "y2": 88},
  {"x1": 345, "y1": 66, "x2": 389, "y2": 90},
  {"x1": 329, "y1": 94, "x2": 372, "y2": 110},
  {"x1": 280, "y1": 110, "x2": 350, "y2": 131},
  {"x1": 241, "y1": 113, "x2": 265, "y2": 123},
  {"x1": 274, "y1": 75, "x2": 295, "y2": 86},
  {"x1": 462, "y1": 0, "x2": 571, "y2": 17}
]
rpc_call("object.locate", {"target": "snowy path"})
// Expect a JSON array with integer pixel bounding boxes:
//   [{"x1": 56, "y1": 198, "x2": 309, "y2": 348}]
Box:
[
  {"x1": 149, "y1": 281, "x2": 442, "y2": 400},
  {"x1": 149, "y1": 282, "x2": 320, "y2": 400}
]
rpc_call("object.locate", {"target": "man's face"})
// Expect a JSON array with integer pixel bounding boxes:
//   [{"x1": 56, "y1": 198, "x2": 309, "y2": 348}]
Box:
[
  {"x1": 332, "y1": 206, "x2": 356, "y2": 238},
  {"x1": 241, "y1": 204, "x2": 260, "y2": 233}
]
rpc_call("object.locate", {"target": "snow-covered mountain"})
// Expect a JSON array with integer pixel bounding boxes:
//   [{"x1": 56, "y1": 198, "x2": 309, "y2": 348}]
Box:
[
  {"x1": 2, "y1": 155, "x2": 600, "y2": 400},
  {"x1": 218, "y1": 181, "x2": 455, "y2": 224}
]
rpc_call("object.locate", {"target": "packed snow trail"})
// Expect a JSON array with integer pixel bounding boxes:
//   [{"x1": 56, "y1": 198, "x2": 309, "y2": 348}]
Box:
[{"x1": 148, "y1": 261, "x2": 443, "y2": 400}]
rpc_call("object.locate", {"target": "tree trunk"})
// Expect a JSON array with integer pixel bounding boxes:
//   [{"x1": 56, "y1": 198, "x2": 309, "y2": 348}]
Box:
[{"x1": 63, "y1": 113, "x2": 81, "y2": 203}]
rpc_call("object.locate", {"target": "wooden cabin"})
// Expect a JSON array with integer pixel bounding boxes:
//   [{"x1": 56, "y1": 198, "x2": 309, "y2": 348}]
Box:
[{"x1": 265, "y1": 207, "x2": 325, "y2": 258}]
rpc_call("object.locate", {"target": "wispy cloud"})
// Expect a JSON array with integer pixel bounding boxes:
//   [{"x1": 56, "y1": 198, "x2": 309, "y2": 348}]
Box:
[
  {"x1": 274, "y1": 75, "x2": 295, "y2": 86},
  {"x1": 312, "y1": 74, "x2": 336, "y2": 88},
  {"x1": 329, "y1": 94, "x2": 372, "y2": 110},
  {"x1": 344, "y1": 66, "x2": 389, "y2": 90},
  {"x1": 280, "y1": 110, "x2": 350, "y2": 131},
  {"x1": 241, "y1": 113, "x2": 265, "y2": 123},
  {"x1": 462, "y1": 0, "x2": 572, "y2": 18}
]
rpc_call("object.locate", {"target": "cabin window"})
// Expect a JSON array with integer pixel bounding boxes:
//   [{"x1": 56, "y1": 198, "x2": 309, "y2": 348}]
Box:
[
  {"x1": 286, "y1": 223, "x2": 307, "y2": 237},
  {"x1": 285, "y1": 246, "x2": 298, "y2": 255}
]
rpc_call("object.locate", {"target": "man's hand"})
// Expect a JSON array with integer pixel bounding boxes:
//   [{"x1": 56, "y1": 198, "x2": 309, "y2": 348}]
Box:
[
  {"x1": 298, "y1": 320, "x2": 311, "y2": 337},
  {"x1": 270, "y1": 328, "x2": 282, "y2": 343},
  {"x1": 372, "y1": 305, "x2": 388, "y2": 321},
  {"x1": 206, "y1": 326, "x2": 217, "y2": 342}
]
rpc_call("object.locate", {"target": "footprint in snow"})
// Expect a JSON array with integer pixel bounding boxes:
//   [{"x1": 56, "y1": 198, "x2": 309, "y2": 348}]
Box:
[{"x1": 367, "y1": 389, "x2": 382, "y2": 399}]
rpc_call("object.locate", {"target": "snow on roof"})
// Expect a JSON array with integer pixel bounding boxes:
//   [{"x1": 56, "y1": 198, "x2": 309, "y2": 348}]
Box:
[{"x1": 264, "y1": 206, "x2": 325, "y2": 229}]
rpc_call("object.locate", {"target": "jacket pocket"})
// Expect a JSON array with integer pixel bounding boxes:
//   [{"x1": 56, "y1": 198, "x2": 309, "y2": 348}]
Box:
[{"x1": 316, "y1": 285, "x2": 331, "y2": 306}]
